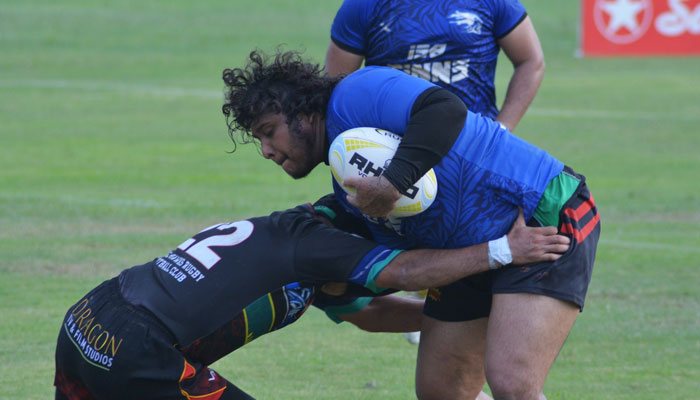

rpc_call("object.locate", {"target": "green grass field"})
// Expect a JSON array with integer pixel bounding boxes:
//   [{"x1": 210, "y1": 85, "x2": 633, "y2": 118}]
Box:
[{"x1": 1, "y1": 1, "x2": 699, "y2": 398}]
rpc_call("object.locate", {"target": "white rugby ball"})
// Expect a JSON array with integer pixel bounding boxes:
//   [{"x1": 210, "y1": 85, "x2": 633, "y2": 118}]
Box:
[{"x1": 329, "y1": 127, "x2": 438, "y2": 218}]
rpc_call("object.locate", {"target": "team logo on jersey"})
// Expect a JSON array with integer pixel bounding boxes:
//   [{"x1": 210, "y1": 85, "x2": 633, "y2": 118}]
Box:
[
  {"x1": 448, "y1": 10, "x2": 484, "y2": 34},
  {"x1": 281, "y1": 284, "x2": 315, "y2": 326},
  {"x1": 594, "y1": 0, "x2": 654, "y2": 43}
]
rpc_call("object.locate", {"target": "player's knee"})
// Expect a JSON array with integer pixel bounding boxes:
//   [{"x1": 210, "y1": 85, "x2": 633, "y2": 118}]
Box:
[
  {"x1": 486, "y1": 368, "x2": 542, "y2": 400},
  {"x1": 416, "y1": 372, "x2": 484, "y2": 400},
  {"x1": 416, "y1": 384, "x2": 481, "y2": 400}
]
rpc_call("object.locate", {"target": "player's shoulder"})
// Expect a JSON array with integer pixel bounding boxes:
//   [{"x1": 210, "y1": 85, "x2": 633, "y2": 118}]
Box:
[
  {"x1": 482, "y1": 0, "x2": 526, "y2": 9},
  {"x1": 344, "y1": 65, "x2": 394, "y2": 79},
  {"x1": 336, "y1": 0, "x2": 388, "y2": 16}
]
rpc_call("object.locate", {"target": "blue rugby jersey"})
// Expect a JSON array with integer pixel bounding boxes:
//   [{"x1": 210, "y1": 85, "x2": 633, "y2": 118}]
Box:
[
  {"x1": 325, "y1": 66, "x2": 563, "y2": 249},
  {"x1": 330, "y1": 0, "x2": 527, "y2": 118}
]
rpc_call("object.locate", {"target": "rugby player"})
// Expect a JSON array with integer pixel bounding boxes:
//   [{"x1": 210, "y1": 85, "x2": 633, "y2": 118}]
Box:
[
  {"x1": 222, "y1": 50, "x2": 600, "y2": 400},
  {"x1": 325, "y1": 0, "x2": 545, "y2": 132},
  {"x1": 325, "y1": 0, "x2": 545, "y2": 353},
  {"x1": 54, "y1": 199, "x2": 568, "y2": 400}
]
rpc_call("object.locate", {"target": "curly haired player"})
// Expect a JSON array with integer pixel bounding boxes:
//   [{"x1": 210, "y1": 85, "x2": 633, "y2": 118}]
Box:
[{"x1": 222, "y1": 49, "x2": 600, "y2": 400}]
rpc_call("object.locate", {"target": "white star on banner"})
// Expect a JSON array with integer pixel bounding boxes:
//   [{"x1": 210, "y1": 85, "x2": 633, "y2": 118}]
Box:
[{"x1": 600, "y1": 0, "x2": 646, "y2": 34}]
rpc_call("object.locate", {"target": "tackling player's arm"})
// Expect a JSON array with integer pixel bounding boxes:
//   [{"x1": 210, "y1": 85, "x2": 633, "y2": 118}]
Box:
[
  {"x1": 335, "y1": 295, "x2": 423, "y2": 332},
  {"x1": 311, "y1": 206, "x2": 569, "y2": 293},
  {"x1": 373, "y1": 209, "x2": 569, "y2": 291}
]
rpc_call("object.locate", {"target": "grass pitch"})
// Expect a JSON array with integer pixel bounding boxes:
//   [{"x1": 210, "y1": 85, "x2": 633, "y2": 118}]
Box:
[{"x1": 1, "y1": 1, "x2": 699, "y2": 398}]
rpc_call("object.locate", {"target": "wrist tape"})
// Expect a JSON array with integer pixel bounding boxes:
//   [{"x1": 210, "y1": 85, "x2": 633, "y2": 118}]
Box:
[{"x1": 488, "y1": 235, "x2": 512, "y2": 269}]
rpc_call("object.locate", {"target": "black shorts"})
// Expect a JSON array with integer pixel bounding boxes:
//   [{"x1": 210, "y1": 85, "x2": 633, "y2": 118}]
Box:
[
  {"x1": 54, "y1": 278, "x2": 253, "y2": 400},
  {"x1": 424, "y1": 170, "x2": 601, "y2": 322}
]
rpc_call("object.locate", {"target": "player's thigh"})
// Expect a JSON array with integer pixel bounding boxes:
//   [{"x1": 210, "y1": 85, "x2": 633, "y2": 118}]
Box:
[
  {"x1": 485, "y1": 292, "x2": 579, "y2": 394},
  {"x1": 416, "y1": 315, "x2": 488, "y2": 400}
]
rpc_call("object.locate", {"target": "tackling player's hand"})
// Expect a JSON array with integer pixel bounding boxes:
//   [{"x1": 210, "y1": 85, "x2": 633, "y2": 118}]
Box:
[
  {"x1": 507, "y1": 208, "x2": 570, "y2": 265},
  {"x1": 344, "y1": 175, "x2": 401, "y2": 218}
]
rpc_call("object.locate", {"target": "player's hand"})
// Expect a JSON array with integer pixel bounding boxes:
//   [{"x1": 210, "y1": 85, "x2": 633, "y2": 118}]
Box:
[
  {"x1": 344, "y1": 175, "x2": 401, "y2": 218},
  {"x1": 507, "y1": 208, "x2": 570, "y2": 265}
]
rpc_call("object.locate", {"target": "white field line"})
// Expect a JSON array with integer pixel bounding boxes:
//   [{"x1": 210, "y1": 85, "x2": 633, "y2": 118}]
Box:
[
  {"x1": 2, "y1": 79, "x2": 699, "y2": 121},
  {"x1": 527, "y1": 108, "x2": 700, "y2": 122},
  {"x1": 0, "y1": 79, "x2": 220, "y2": 99},
  {"x1": 2, "y1": 193, "x2": 164, "y2": 208}
]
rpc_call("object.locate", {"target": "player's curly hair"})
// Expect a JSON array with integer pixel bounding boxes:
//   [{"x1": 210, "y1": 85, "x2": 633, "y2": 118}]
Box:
[{"x1": 222, "y1": 49, "x2": 342, "y2": 148}]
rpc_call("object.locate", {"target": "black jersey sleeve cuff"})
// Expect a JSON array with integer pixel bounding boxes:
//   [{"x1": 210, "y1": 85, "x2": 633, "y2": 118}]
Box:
[
  {"x1": 330, "y1": 36, "x2": 365, "y2": 56},
  {"x1": 496, "y1": 12, "x2": 528, "y2": 39}
]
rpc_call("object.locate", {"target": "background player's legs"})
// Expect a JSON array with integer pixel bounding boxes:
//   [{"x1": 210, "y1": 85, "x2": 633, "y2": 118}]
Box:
[
  {"x1": 416, "y1": 316, "x2": 489, "y2": 400},
  {"x1": 485, "y1": 293, "x2": 579, "y2": 400},
  {"x1": 402, "y1": 290, "x2": 427, "y2": 344}
]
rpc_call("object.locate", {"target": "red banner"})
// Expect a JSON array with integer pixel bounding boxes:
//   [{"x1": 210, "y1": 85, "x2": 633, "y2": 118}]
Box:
[{"x1": 580, "y1": 0, "x2": 700, "y2": 56}]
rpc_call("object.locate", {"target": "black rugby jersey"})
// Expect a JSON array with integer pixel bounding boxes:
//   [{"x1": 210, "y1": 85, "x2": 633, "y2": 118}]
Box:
[
  {"x1": 179, "y1": 282, "x2": 372, "y2": 365},
  {"x1": 118, "y1": 204, "x2": 401, "y2": 347}
]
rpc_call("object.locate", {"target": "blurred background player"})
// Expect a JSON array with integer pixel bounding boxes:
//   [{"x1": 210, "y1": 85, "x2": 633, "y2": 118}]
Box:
[{"x1": 324, "y1": 0, "x2": 545, "y2": 132}]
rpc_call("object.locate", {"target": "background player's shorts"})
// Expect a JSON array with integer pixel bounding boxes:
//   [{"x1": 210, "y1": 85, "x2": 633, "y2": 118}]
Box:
[
  {"x1": 424, "y1": 170, "x2": 600, "y2": 322},
  {"x1": 54, "y1": 278, "x2": 252, "y2": 400}
]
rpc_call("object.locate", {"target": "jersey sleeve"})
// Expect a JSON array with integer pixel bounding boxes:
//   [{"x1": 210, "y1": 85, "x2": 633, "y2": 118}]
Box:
[
  {"x1": 492, "y1": 0, "x2": 528, "y2": 39},
  {"x1": 330, "y1": 0, "x2": 374, "y2": 54},
  {"x1": 293, "y1": 215, "x2": 403, "y2": 294},
  {"x1": 312, "y1": 294, "x2": 373, "y2": 324},
  {"x1": 327, "y1": 66, "x2": 437, "y2": 137},
  {"x1": 382, "y1": 87, "x2": 466, "y2": 194}
]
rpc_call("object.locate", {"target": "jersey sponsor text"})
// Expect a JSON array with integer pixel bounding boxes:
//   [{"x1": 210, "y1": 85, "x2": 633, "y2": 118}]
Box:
[
  {"x1": 388, "y1": 44, "x2": 469, "y2": 85},
  {"x1": 64, "y1": 298, "x2": 123, "y2": 370}
]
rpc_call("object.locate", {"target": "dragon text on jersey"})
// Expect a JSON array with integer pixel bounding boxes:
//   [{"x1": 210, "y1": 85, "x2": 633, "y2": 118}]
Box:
[
  {"x1": 388, "y1": 43, "x2": 469, "y2": 85},
  {"x1": 63, "y1": 298, "x2": 123, "y2": 371}
]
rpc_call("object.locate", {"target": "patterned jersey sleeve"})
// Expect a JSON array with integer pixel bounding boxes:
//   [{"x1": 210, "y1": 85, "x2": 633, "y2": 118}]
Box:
[
  {"x1": 326, "y1": 66, "x2": 436, "y2": 137},
  {"x1": 330, "y1": 0, "x2": 375, "y2": 54},
  {"x1": 312, "y1": 294, "x2": 373, "y2": 323},
  {"x1": 492, "y1": 0, "x2": 528, "y2": 38}
]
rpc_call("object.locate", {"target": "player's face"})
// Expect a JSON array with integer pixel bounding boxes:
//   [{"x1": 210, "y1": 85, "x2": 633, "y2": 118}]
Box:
[{"x1": 251, "y1": 113, "x2": 324, "y2": 179}]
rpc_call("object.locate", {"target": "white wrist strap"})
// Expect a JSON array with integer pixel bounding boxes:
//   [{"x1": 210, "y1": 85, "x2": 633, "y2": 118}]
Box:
[{"x1": 488, "y1": 235, "x2": 512, "y2": 269}]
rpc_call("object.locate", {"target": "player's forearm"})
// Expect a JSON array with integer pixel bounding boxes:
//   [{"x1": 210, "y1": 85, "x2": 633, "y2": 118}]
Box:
[
  {"x1": 376, "y1": 244, "x2": 490, "y2": 291},
  {"x1": 339, "y1": 295, "x2": 423, "y2": 332},
  {"x1": 495, "y1": 60, "x2": 544, "y2": 131},
  {"x1": 372, "y1": 210, "x2": 570, "y2": 290}
]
